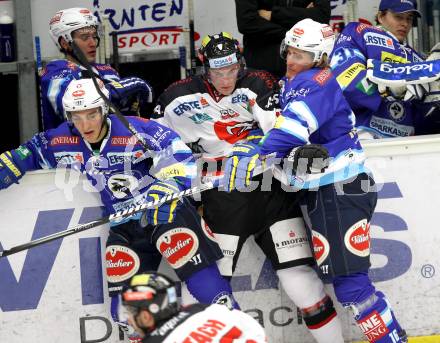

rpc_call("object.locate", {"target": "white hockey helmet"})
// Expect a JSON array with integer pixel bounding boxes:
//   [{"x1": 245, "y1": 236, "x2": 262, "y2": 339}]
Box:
[
  {"x1": 49, "y1": 8, "x2": 99, "y2": 50},
  {"x1": 280, "y1": 18, "x2": 335, "y2": 63},
  {"x1": 62, "y1": 78, "x2": 109, "y2": 121}
]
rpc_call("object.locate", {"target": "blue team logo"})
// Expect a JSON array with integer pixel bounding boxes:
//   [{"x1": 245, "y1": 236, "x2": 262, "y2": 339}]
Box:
[{"x1": 387, "y1": 101, "x2": 406, "y2": 122}]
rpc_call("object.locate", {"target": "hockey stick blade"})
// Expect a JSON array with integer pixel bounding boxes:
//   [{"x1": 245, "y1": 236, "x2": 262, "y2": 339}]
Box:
[{"x1": 0, "y1": 180, "x2": 217, "y2": 258}]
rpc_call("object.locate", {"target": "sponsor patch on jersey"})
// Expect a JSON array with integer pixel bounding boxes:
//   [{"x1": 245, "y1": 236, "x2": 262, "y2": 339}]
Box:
[
  {"x1": 189, "y1": 112, "x2": 213, "y2": 124},
  {"x1": 182, "y1": 318, "x2": 227, "y2": 341},
  {"x1": 213, "y1": 292, "x2": 235, "y2": 310},
  {"x1": 108, "y1": 173, "x2": 139, "y2": 199},
  {"x1": 50, "y1": 136, "x2": 80, "y2": 146},
  {"x1": 107, "y1": 151, "x2": 144, "y2": 166},
  {"x1": 336, "y1": 33, "x2": 352, "y2": 44},
  {"x1": 356, "y1": 23, "x2": 374, "y2": 34},
  {"x1": 200, "y1": 97, "x2": 209, "y2": 107},
  {"x1": 156, "y1": 228, "x2": 199, "y2": 269},
  {"x1": 15, "y1": 145, "x2": 32, "y2": 160},
  {"x1": 54, "y1": 151, "x2": 84, "y2": 164},
  {"x1": 213, "y1": 120, "x2": 252, "y2": 144},
  {"x1": 106, "y1": 245, "x2": 140, "y2": 283},
  {"x1": 173, "y1": 101, "x2": 202, "y2": 116},
  {"x1": 313, "y1": 68, "x2": 332, "y2": 86},
  {"x1": 369, "y1": 115, "x2": 413, "y2": 137},
  {"x1": 356, "y1": 78, "x2": 377, "y2": 95},
  {"x1": 312, "y1": 230, "x2": 330, "y2": 266},
  {"x1": 344, "y1": 219, "x2": 370, "y2": 257},
  {"x1": 208, "y1": 53, "x2": 238, "y2": 69},
  {"x1": 201, "y1": 217, "x2": 217, "y2": 242},
  {"x1": 155, "y1": 163, "x2": 187, "y2": 179},
  {"x1": 381, "y1": 51, "x2": 408, "y2": 63},
  {"x1": 111, "y1": 136, "x2": 140, "y2": 146},
  {"x1": 270, "y1": 218, "x2": 312, "y2": 263},
  {"x1": 220, "y1": 108, "x2": 240, "y2": 119},
  {"x1": 357, "y1": 311, "x2": 389, "y2": 342},
  {"x1": 336, "y1": 63, "x2": 366, "y2": 89},
  {"x1": 387, "y1": 101, "x2": 406, "y2": 121},
  {"x1": 364, "y1": 32, "x2": 395, "y2": 49},
  {"x1": 231, "y1": 93, "x2": 249, "y2": 104}
]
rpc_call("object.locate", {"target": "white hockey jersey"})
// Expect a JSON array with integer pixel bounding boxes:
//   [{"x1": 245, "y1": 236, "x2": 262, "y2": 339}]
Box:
[
  {"x1": 154, "y1": 70, "x2": 280, "y2": 160},
  {"x1": 145, "y1": 304, "x2": 267, "y2": 343}
]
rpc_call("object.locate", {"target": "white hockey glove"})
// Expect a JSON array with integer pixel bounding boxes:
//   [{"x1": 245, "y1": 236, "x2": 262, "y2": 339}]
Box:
[{"x1": 427, "y1": 42, "x2": 440, "y2": 62}]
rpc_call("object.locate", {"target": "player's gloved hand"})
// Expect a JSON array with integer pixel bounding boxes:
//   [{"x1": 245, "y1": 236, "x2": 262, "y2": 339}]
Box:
[
  {"x1": 140, "y1": 179, "x2": 183, "y2": 226},
  {"x1": 287, "y1": 144, "x2": 330, "y2": 175},
  {"x1": 403, "y1": 83, "x2": 430, "y2": 102},
  {"x1": 0, "y1": 151, "x2": 24, "y2": 190},
  {"x1": 111, "y1": 295, "x2": 143, "y2": 343},
  {"x1": 427, "y1": 42, "x2": 440, "y2": 61},
  {"x1": 222, "y1": 140, "x2": 261, "y2": 192},
  {"x1": 106, "y1": 77, "x2": 153, "y2": 102}
]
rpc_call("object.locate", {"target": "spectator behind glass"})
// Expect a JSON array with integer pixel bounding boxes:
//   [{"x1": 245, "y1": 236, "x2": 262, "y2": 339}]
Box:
[{"x1": 235, "y1": 0, "x2": 331, "y2": 78}]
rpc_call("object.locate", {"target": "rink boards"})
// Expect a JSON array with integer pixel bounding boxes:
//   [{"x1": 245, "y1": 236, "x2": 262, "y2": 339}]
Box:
[{"x1": 1, "y1": 135, "x2": 440, "y2": 342}]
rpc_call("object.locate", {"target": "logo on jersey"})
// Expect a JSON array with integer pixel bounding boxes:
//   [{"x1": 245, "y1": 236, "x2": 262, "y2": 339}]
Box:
[
  {"x1": 108, "y1": 174, "x2": 139, "y2": 199},
  {"x1": 313, "y1": 68, "x2": 332, "y2": 86},
  {"x1": 344, "y1": 219, "x2": 370, "y2": 257},
  {"x1": 364, "y1": 32, "x2": 395, "y2": 49},
  {"x1": 54, "y1": 151, "x2": 84, "y2": 164},
  {"x1": 50, "y1": 136, "x2": 80, "y2": 146},
  {"x1": 201, "y1": 217, "x2": 217, "y2": 242},
  {"x1": 156, "y1": 228, "x2": 199, "y2": 268},
  {"x1": 173, "y1": 101, "x2": 202, "y2": 116},
  {"x1": 213, "y1": 121, "x2": 252, "y2": 144},
  {"x1": 213, "y1": 292, "x2": 235, "y2": 310},
  {"x1": 381, "y1": 51, "x2": 408, "y2": 64},
  {"x1": 182, "y1": 318, "x2": 227, "y2": 342},
  {"x1": 111, "y1": 136, "x2": 140, "y2": 146},
  {"x1": 231, "y1": 93, "x2": 249, "y2": 104},
  {"x1": 107, "y1": 151, "x2": 144, "y2": 166},
  {"x1": 200, "y1": 97, "x2": 209, "y2": 107},
  {"x1": 189, "y1": 112, "x2": 213, "y2": 124},
  {"x1": 358, "y1": 311, "x2": 389, "y2": 341},
  {"x1": 220, "y1": 109, "x2": 239, "y2": 119},
  {"x1": 387, "y1": 101, "x2": 406, "y2": 121},
  {"x1": 336, "y1": 63, "x2": 366, "y2": 89},
  {"x1": 106, "y1": 245, "x2": 140, "y2": 283},
  {"x1": 312, "y1": 230, "x2": 330, "y2": 265}
]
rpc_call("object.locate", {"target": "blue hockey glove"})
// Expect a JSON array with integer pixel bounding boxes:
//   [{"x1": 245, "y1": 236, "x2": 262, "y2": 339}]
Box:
[
  {"x1": 223, "y1": 140, "x2": 261, "y2": 192},
  {"x1": 0, "y1": 151, "x2": 24, "y2": 190},
  {"x1": 140, "y1": 179, "x2": 183, "y2": 226}
]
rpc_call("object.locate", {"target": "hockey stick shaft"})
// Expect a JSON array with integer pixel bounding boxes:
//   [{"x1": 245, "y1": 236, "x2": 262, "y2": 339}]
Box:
[{"x1": 0, "y1": 180, "x2": 218, "y2": 258}]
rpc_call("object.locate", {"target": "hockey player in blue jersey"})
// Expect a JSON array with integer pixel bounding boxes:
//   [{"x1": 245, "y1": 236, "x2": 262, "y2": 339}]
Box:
[
  {"x1": 330, "y1": 0, "x2": 439, "y2": 138},
  {"x1": 0, "y1": 78, "x2": 237, "y2": 342},
  {"x1": 41, "y1": 7, "x2": 153, "y2": 130},
  {"x1": 223, "y1": 19, "x2": 408, "y2": 343}
]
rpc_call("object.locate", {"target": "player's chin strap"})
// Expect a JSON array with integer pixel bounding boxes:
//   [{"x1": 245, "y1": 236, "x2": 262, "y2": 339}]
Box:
[{"x1": 71, "y1": 42, "x2": 154, "y2": 153}]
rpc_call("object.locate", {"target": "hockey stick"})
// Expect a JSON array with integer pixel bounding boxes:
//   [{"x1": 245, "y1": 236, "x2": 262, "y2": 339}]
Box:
[
  {"x1": 0, "y1": 179, "x2": 218, "y2": 258},
  {"x1": 188, "y1": 0, "x2": 197, "y2": 75},
  {"x1": 71, "y1": 41, "x2": 154, "y2": 153}
]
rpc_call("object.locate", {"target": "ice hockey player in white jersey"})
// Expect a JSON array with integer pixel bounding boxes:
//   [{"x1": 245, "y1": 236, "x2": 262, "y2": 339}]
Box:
[{"x1": 120, "y1": 272, "x2": 267, "y2": 343}]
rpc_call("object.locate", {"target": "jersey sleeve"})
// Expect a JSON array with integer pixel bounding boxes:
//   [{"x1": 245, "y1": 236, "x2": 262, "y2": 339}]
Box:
[
  {"x1": 245, "y1": 70, "x2": 280, "y2": 133},
  {"x1": 135, "y1": 117, "x2": 197, "y2": 188},
  {"x1": 260, "y1": 74, "x2": 338, "y2": 157},
  {"x1": 329, "y1": 23, "x2": 383, "y2": 114}
]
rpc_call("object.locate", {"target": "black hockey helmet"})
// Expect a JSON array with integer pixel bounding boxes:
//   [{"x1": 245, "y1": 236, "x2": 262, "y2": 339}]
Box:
[
  {"x1": 198, "y1": 31, "x2": 242, "y2": 69},
  {"x1": 121, "y1": 272, "x2": 179, "y2": 324}
]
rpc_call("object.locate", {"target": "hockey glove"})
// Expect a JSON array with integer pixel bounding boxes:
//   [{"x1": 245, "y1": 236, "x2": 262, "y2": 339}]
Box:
[
  {"x1": 0, "y1": 151, "x2": 24, "y2": 190},
  {"x1": 107, "y1": 77, "x2": 153, "y2": 116},
  {"x1": 140, "y1": 179, "x2": 183, "y2": 226},
  {"x1": 223, "y1": 140, "x2": 261, "y2": 192},
  {"x1": 287, "y1": 144, "x2": 330, "y2": 175}
]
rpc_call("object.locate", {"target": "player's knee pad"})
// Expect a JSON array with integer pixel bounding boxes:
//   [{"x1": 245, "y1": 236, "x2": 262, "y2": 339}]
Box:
[
  {"x1": 185, "y1": 263, "x2": 239, "y2": 309},
  {"x1": 277, "y1": 265, "x2": 325, "y2": 308},
  {"x1": 333, "y1": 272, "x2": 407, "y2": 343}
]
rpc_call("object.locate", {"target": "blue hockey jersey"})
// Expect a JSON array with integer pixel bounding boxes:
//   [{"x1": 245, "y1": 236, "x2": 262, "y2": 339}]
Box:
[
  {"x1": 11, "y1": 115, "x2": 196, "y2": 219},
  {"x1": 330, "y1": 22, "x2": 432, "y2": 138},
  {"x1": 259, "y1": 68, "x2": 366, "y2": 189},
  {"x1": 40, "y1": 59, "x2": 120, "y2": 130}
]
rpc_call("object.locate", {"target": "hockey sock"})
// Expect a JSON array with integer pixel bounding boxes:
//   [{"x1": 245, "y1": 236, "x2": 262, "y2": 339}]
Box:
[
  {"x1": 185, "y1": 263, "x2": 239, "y2": 309},
  {"x1": 334, "y1": 272, "x2": 406, "y2": 342},
  {"x1": 277, "y1": 265, "x2": 344, "y2": 343}
]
